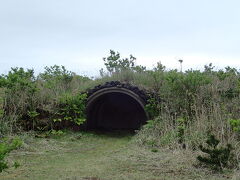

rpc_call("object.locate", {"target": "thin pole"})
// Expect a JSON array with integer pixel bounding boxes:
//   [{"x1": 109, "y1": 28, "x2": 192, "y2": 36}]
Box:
[{"x1": 179, "y1": 59, "x2": 183, "y2": 72}]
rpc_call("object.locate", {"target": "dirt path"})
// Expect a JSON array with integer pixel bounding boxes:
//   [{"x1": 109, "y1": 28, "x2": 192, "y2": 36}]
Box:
[{"x1": 0, "y1": 131, "x2": 237, "y2": 180}]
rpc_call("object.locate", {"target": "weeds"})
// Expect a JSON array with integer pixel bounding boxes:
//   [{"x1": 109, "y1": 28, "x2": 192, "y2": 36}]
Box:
[
  {"x1": 0, "y1": 51, "x2": 240, "y2": 174},
  {"x1": 0, "y1": 66, "x2": 91, "y2": 135},
  {"x1": 53, "y1": 93, "x2": 87, "y2": 126},
  {"x1": 0, "y1": 137, "x2": 22, "y2": 173}
]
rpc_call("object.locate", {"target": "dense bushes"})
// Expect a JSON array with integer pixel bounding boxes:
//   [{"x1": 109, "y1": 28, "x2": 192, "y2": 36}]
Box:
[
  {"x1": 0, "y1": 68, "x2": 38, "y2": 134},
  {"x1": 138, "y1": 70, "x2": 239, "y2": 137},
  {"x1": 0, "y1": 50, "x2": 239, "y2": 175},
  {"x1": 131, "y1": 64, "x2": 240, "y2": 171},
  {"x1": 0, "y1": 66, "x2": 91, "y2": 136},
  {"x1": 0, "y1": 51, "x2": 240, "y2": 170},
  {"x1": 53, "y1": 93, "x2": 87, "y2": 126}
]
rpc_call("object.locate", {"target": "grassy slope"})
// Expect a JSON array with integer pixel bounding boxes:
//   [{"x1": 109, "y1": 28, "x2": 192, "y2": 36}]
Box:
[{"x1": 0, "y1": 131, "x2": 238, "y2": 180}]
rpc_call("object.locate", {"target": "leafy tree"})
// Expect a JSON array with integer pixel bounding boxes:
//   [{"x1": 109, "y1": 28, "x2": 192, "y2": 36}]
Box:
[
  {"x1": 38, "y1": 65, "x2": 73, "y2": 88},
  {"x1": 204, "y1": 63, "x2": 215, "y2": 73},
  {"x1": 103, "y1": 50, "x2": 145, "y2": 74},
  {"x1": 132, "y1": 65, "x2": 147, "y2": 73},
  {"x1": 0, "y1": 67, "x2": 36, "y2": 93}
]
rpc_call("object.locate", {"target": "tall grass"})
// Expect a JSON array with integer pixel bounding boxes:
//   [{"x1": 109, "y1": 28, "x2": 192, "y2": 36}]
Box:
[
  {"x1": 133, "y1": 66, "x2": 240, "y2": 159},
  {"x1": 1, "y1": 63, "x2": 240, "y2": 159},
  {"x1": 0, "y1": 66, "x2": 92, "y2": 136}
]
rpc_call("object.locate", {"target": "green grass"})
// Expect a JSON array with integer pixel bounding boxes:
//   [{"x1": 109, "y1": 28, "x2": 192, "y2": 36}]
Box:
[{"x1": 0, "y1": 131, "x2": 238, "y2": 180}]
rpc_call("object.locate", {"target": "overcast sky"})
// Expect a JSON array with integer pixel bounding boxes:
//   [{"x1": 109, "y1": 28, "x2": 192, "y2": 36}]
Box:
[{"x1": 0, "y1": 0, "x2": 240, "y2": 76}]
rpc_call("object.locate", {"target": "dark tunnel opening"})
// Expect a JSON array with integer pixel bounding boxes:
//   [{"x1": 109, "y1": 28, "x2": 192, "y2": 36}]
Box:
[{"x1": 86, "y1": 92, "x2": 148, "y2": 130}]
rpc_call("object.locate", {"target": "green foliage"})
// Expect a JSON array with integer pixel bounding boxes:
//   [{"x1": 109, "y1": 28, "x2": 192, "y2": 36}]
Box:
[
  {"x1": 50, "y1": 130, "x2": 65, "y2": 136},
  {"x1": 164, "y1": 69, "x2": 212, "y2": 118},
  {"x1": 217, "y1": 66, "x2": 239, "y2": 80},
  {"x1": 27, "y1": 111, "x2": 39, "y2": 119},
  {"x1": 0, "y1": 65, "x2": 92, "y2": 135},
  {"x1": 13, "y1": 161, "x2": 20, "y2": 169},
  {"x1": 135, "y1": 117, "x2": 178, "y2": 148},
  {"x1": 0, "y1": 137, "x2": 22, "y2": 173},
  {"x1": 38, "y1": 65, "x2": 75, "y2": 97},
  {"x1": 0, "y1": 94, "x2": 4, "y2": 120},
  {"x1": 197, "y1": 135, "x2": 237, "y2": 171},
  {"x1": 145, "y1": 62, "x2": 166, "y2": 93},
  {"x1": 0, "y1": 67, "x2": 36, "y2": 92},
  {"x1": 145, "y1": 97, "x2": 161, "y2": 119},
  {"x1": 27, "y1": 111, "x2": 40, "y2": 130},
  {"x1": 151, "y1": 148, "x2": 158, "y2": 153},
  {"x1": 177, "y1": 118, "x2": 186, "y2": 144},
  {"x1": 229, "y1": 119, "x2": 240, "y2": 133},
  {"x1": 54, "y1": 93, "x2": 87, "y2": 126},
  {"x1": 204, "y1": 63, "x2": 215, "y2": 73},
  {"x1": 229, "y1": 119, "x2": 240, "y2": 140},
  {"x1": 0, "y1": 52, "x2": 239, "y2": 158},
  {"x1": 0, "y1": 108, "x2": 3, "y2": 119},
  {"x1": 0, "y1": 68, "x2": 37, "y2": 111},
  {"x1": 103, "y1": 50, "x2": 146, "y2": 75},
  {"x1": 103, "y1": 50, "x2": 135, "y2": 74},
  {"x1": 0, "y1": 68, "x2": 38, "y2": 133},
  {"x1": 38, "y1": 65, "x2": 73, "y2": 86},
  {"x1": 132, "y1": 65, "x2": 147, "y2": 73},
  {"x1": 143, "y1": 120, "x2": 157, "y2": 129}
]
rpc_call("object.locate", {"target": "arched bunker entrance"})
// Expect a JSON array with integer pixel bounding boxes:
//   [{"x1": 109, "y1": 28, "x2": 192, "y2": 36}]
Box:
[{"x1": 86, "y1": 82, "x2": 148, "y2": 130}]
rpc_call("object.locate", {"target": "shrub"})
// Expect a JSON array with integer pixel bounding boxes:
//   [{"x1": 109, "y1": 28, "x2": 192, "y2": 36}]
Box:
[
  {"x1": 103, "y1": 50, "x2": 136, "y2": 74},
  {"x1": 102, "y1": 50, "x2": 146, "y2": 75},
  {"x1": 176, "y1": 118, "x2": 186, "y2": 145},
  {"x1": 27, "y1": 110, "x2": 40, "y2": 130},
  {"x1": 197, "y1": 134, "x2": 237, "y2": 171},
  {"x1": 135, "y1": 117, "x2": 178, "y2": 148},
  {"x1": 38, "y1": 65, "x2": 73, "y2": 90},
  {"x1": 0, "y1": 137, "x2": 22, "y2": 173},
  {"x1": 0, "y1": 93, "x2": 5, "y2": 137},
  {"x1": 229, "y1": 119, "x2": 240, "y2": 140},
  {"x1": 53, "y1": 93, "x2": 87, "y2": 126},
  {"x1": 144, "y1": 97, "x2": 161, "y2": 119},
  {"x1": 0, "y1": 68, "x2": 38, "y2": 133},
  {"x1": 0, "y1": 68, "x2": 38, "y2": 113},
  {"x1": 0, "y1": 65, "x2": 92, "y2": 135},
  {"x1": 229, "y1": 119, "x2": 240, "y2": 133}
]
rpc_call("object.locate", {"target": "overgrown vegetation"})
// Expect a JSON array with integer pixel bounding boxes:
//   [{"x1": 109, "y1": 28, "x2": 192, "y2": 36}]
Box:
[
  {"x1": 0, "y1": 137, "x2": 22, "y2": 172},
  {"x1": 0, "y1": 66, "x2": 91, "y2": 136},
  {"x1": 134, "y1": 63, "x2": 240, "y2": 152},
  {"x1": 0, "y1": 50, "x2": 240, "y2": 175},
  {"x1": 197, "y1": 134, "x2": 237, "y2": 171},
  {"x1": 53, "y1": 93, "x2": 87, "y2": 126}
]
